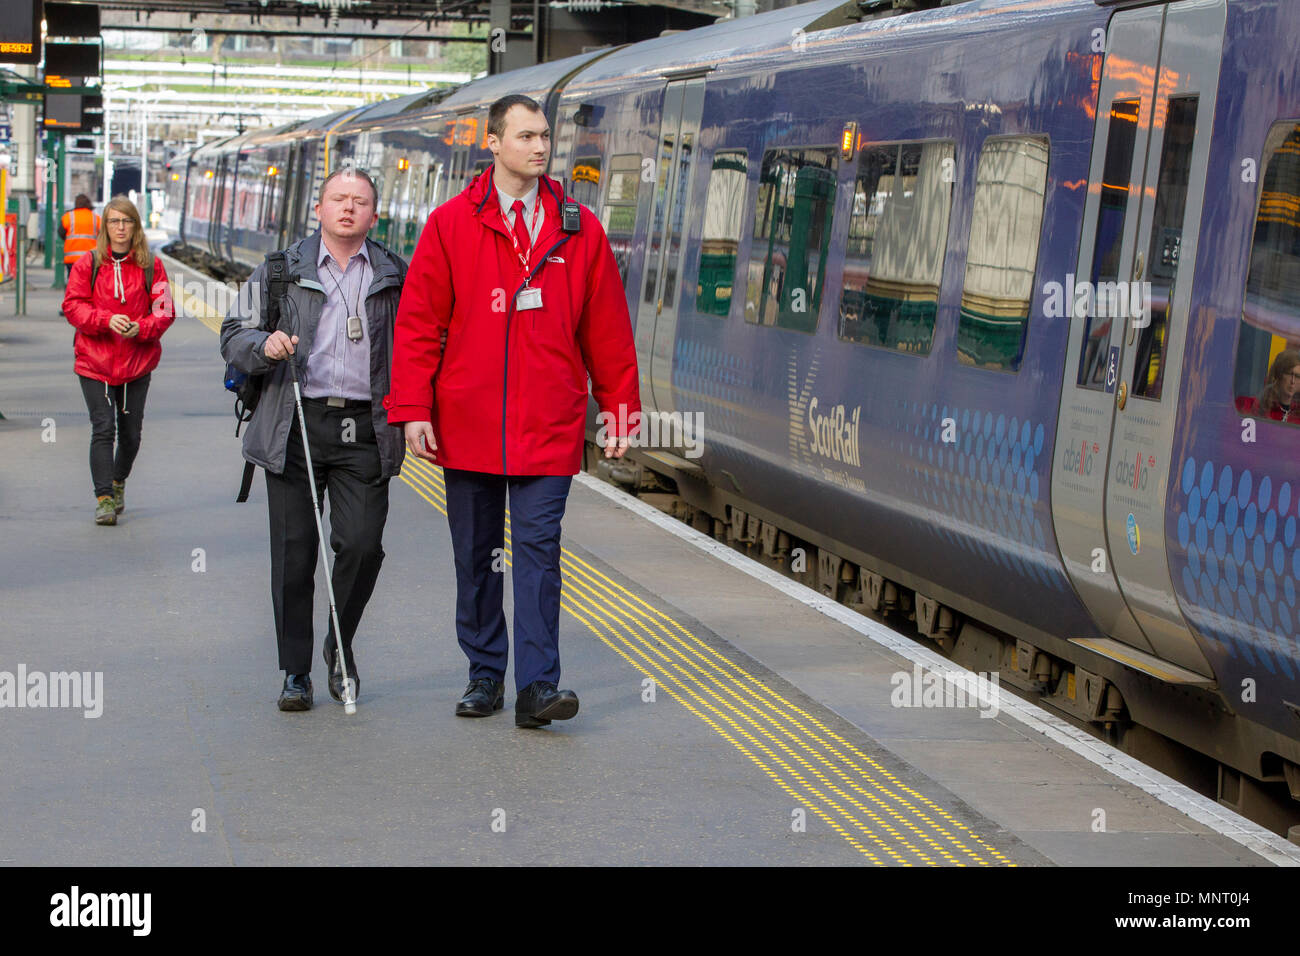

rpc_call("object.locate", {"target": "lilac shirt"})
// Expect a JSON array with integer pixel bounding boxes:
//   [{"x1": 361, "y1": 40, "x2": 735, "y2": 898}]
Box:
[{"x1": 303, "y1": 241, "x2": 372, "y2": 401}]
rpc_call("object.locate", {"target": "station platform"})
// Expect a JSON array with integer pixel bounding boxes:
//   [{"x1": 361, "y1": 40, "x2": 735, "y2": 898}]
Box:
[{"x1": 2, "y1": 260, "x2": 1298, "y2": 868}]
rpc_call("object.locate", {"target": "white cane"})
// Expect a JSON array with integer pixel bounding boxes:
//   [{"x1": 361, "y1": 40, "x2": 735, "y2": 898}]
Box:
[{"x1": 287, "y1": 358, "x2": 357, "y2": 715}]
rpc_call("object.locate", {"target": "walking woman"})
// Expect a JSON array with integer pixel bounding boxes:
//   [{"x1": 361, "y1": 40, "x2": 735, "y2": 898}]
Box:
[{"x1": 62, "y1": 196, "x2": 175, "y2": 525}]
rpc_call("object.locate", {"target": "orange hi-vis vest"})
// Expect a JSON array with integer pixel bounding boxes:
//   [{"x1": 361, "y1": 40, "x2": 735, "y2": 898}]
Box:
[{"x1": 62, "y1": 207, "x2": 100, "y2": 264}]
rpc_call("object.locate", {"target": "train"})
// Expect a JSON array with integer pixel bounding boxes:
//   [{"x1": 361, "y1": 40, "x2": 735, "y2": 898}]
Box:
[{"x1": 163, "y1": 0, "x2": 1300, "y2": 835}]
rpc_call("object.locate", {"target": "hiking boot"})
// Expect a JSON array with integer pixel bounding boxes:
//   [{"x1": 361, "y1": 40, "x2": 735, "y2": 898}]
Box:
[
  {"x1": 95, "y1": 496, "x2": 117, "y2": 526},
  {"x1": 112, "y1": 480, "x2": 125, "y2": 515}
]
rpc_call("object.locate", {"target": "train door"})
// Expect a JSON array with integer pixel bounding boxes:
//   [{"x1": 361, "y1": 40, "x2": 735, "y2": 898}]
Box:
[
  {"x1": 208, "y1": 155, "x2": 228, "y2": 260},
  {"x1": 177, "y1": 155, "x2": 192, "y2": 244},
  {"x1": 223, "y1": 152, "x2": 243, "y2": 264},
  {"x1": 1051, "y1": 0, "x2": 1225, "y2": 680},
  {"x1": 635, "y1": 74, "x2": 706, "y2": 418},
  {"x1": 278, "y1": 141, "x2": 300, "y2": 249}
]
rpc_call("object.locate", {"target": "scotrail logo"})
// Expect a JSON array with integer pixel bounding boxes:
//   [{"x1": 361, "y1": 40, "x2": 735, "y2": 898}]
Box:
[
  {"x1": 787, "y1": 351, "x2": 862, "y2": 470},
  {"x1": 807, "y1": 397, "x2": 862, "y2": 467},
  {"x1": 0, "y1": 665, "x2": 103, "y2": 718}
]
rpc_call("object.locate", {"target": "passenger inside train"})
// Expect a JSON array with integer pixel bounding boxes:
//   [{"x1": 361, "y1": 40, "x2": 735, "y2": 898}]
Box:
[
  {"x1": 1236, "y1": 349, "x2": 1300, "y2": 425},
  {"x1": 1234, "y1": 121, "x2": 1300, "y2": 427}
]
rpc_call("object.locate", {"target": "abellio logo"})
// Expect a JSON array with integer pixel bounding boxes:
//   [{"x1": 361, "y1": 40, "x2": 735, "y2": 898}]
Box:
[
  {"x1": 1114, "y1": 449, "x2": 1153, "y2": 492},
  {"x1": 1061, "y1": 440, "x2": 1099, "y2": 477}
]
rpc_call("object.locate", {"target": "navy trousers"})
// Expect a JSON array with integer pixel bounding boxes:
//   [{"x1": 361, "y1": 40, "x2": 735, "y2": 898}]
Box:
[{"x1": 443, "y1": 468, "x2": 573, "y2": 691}]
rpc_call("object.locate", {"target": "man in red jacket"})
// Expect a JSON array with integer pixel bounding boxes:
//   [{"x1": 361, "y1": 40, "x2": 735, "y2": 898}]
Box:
[{"x1": 385, "y1": 94, "x2": 640, "y2": 728}]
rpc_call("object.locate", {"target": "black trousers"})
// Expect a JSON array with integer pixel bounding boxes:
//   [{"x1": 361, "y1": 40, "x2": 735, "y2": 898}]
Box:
[
  {"x1": 78, "y1": 372, "x2": 151, "y2": 498},
  {"x1": 265, "y1": 399, "x2": 389, "y2": 675}
]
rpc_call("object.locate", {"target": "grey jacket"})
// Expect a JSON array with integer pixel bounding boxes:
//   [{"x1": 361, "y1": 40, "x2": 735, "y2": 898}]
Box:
[{"x1": 219, "y1": 231, "x2": 408, "y2": 479}]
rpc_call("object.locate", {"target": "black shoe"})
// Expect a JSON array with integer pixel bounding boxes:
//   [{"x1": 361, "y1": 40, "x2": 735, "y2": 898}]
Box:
[
  {"x1": 456, "y1": 678, "x2": 505, "y2": 717},
  {"x1": 278, "y1": 673, "x2": 313, "y2": 712},
  {"x1": 323, "y1": 642, "x2": 359, "y2": 704},
  {"x1": 515, "y1": 680, "x2": 579, "y2": 728}
]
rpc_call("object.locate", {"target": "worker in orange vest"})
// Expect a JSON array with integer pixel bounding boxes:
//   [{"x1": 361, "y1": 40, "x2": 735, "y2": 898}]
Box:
[{"x1": 60, "y1": 194, "x2": 101, "y2": 265}]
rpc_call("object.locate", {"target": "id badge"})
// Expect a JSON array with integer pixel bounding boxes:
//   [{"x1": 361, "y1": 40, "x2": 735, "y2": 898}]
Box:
[
  {"x1": 516, "y1": 286, "x2": 543, "y2": 311},
  {"x1": 346, "y1": 315, "x2": 363, "y2": 341}
]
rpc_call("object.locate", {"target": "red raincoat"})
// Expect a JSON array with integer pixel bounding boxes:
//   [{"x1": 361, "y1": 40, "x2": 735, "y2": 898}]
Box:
[
  {"x1": 63, "y1": 252, "x2": 175, "y2": 385},
  {"x1": 384, "y1": 168, "x2": 640, "y2": 475}
]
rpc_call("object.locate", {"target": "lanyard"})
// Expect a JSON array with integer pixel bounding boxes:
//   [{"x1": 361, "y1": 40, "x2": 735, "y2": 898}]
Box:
[
  {"x1": 322, "y1": 257, "x2": 365, "y2": 338},
  {"x1": 502, "y1": 194, "x2": 543, "y2": 275}
]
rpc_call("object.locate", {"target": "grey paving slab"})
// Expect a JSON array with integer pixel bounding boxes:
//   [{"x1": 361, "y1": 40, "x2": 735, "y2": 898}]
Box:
[{"x1": 1020, "y1": 832, "x2": 1261, "y2": 867}]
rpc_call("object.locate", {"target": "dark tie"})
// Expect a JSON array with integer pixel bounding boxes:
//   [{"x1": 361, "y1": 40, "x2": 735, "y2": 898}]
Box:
[{"x1": 510, "y1": 199, "x2": 532, "y2": 257}]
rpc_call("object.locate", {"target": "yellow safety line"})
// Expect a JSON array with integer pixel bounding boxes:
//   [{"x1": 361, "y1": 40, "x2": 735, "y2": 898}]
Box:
[
  {"x1": 168, "y1": 277, "x2": 223, "y2": 334},
  {"x1": 399, "y1": 456, "x2": 1015, "y2": 866}
]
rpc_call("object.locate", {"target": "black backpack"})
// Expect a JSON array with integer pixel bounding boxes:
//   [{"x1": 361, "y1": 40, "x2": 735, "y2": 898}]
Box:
[{"x1": 224, "y1": 251, "x2": 290, "y2": 502}]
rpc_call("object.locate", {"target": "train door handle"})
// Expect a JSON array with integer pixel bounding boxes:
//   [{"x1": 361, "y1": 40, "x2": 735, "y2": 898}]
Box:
[{"x1": 1134, "y1": 252, "x2": 1145, "y2": 282}]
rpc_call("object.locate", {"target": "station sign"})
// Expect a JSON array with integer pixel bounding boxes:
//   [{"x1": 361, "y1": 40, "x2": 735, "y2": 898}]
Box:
[
  {"x1": 44, "y1": 42, "x2": 101, "y2": 79},
  {"x1": 0, "y1": 0, "x2": 42, "y2": 66},
  {"x1": 45, "y1": 2, "x2": 101, "y2": 39},
  {"x1": 43, "y1": 93, "x2": 82, "y2": 129}
]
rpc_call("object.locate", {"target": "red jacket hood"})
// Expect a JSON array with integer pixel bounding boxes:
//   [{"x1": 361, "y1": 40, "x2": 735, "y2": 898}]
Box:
[{"x1": 464, "y1": 168, "x2": 569, "y2": 243}]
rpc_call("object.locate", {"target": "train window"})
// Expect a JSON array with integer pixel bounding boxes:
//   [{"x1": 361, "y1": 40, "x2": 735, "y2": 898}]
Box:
[
  {"x1": 745, "y1": 146, "x2": 838, "y2": 332},
  {"x1": 1078, "y1": 100, "x2": 1139, "y2": 390},
  {"x1": 447, "y1": 152, "x2": 467, "y2": 198},
  {"x1": 402, "y1": 160, "x2": 429, "y2": 256},
  {"x1": 957, "y1": 136, "x2": 1050, "y2": 371},
  {"x1": 237, "y1": 179, "x2": 258, "y2": 231},
  {"x1": 1233, "y1": 120, "x2": 1300, "y2": 427},
  {"x1": 378, "y1": 168, "x2": 398, "y2": 248},
  {"x1": 262, "y1": 166, "x2": 283, "y2": 234},
  {"x1": 1131, "y1": 96, "x2": 1198, "y2": 402},
  {"x1": 695, "y1": 149, "x2": 748, "y2": 318},
  {"x1": 571, "y1": 155, "x2": 601, "y2": 208},
  {"x1": 838, "y1": 140, "x2": 954, "y2": 354},
  {"x1": 393, "y1": 163, "x2": 412, "y2": 254},
  {"x1": 601, "y1": 153, "x2": 642, "y2": 288},
  {"x1": 294, "y1": 148, "x2": 316, "y2": 238}
]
